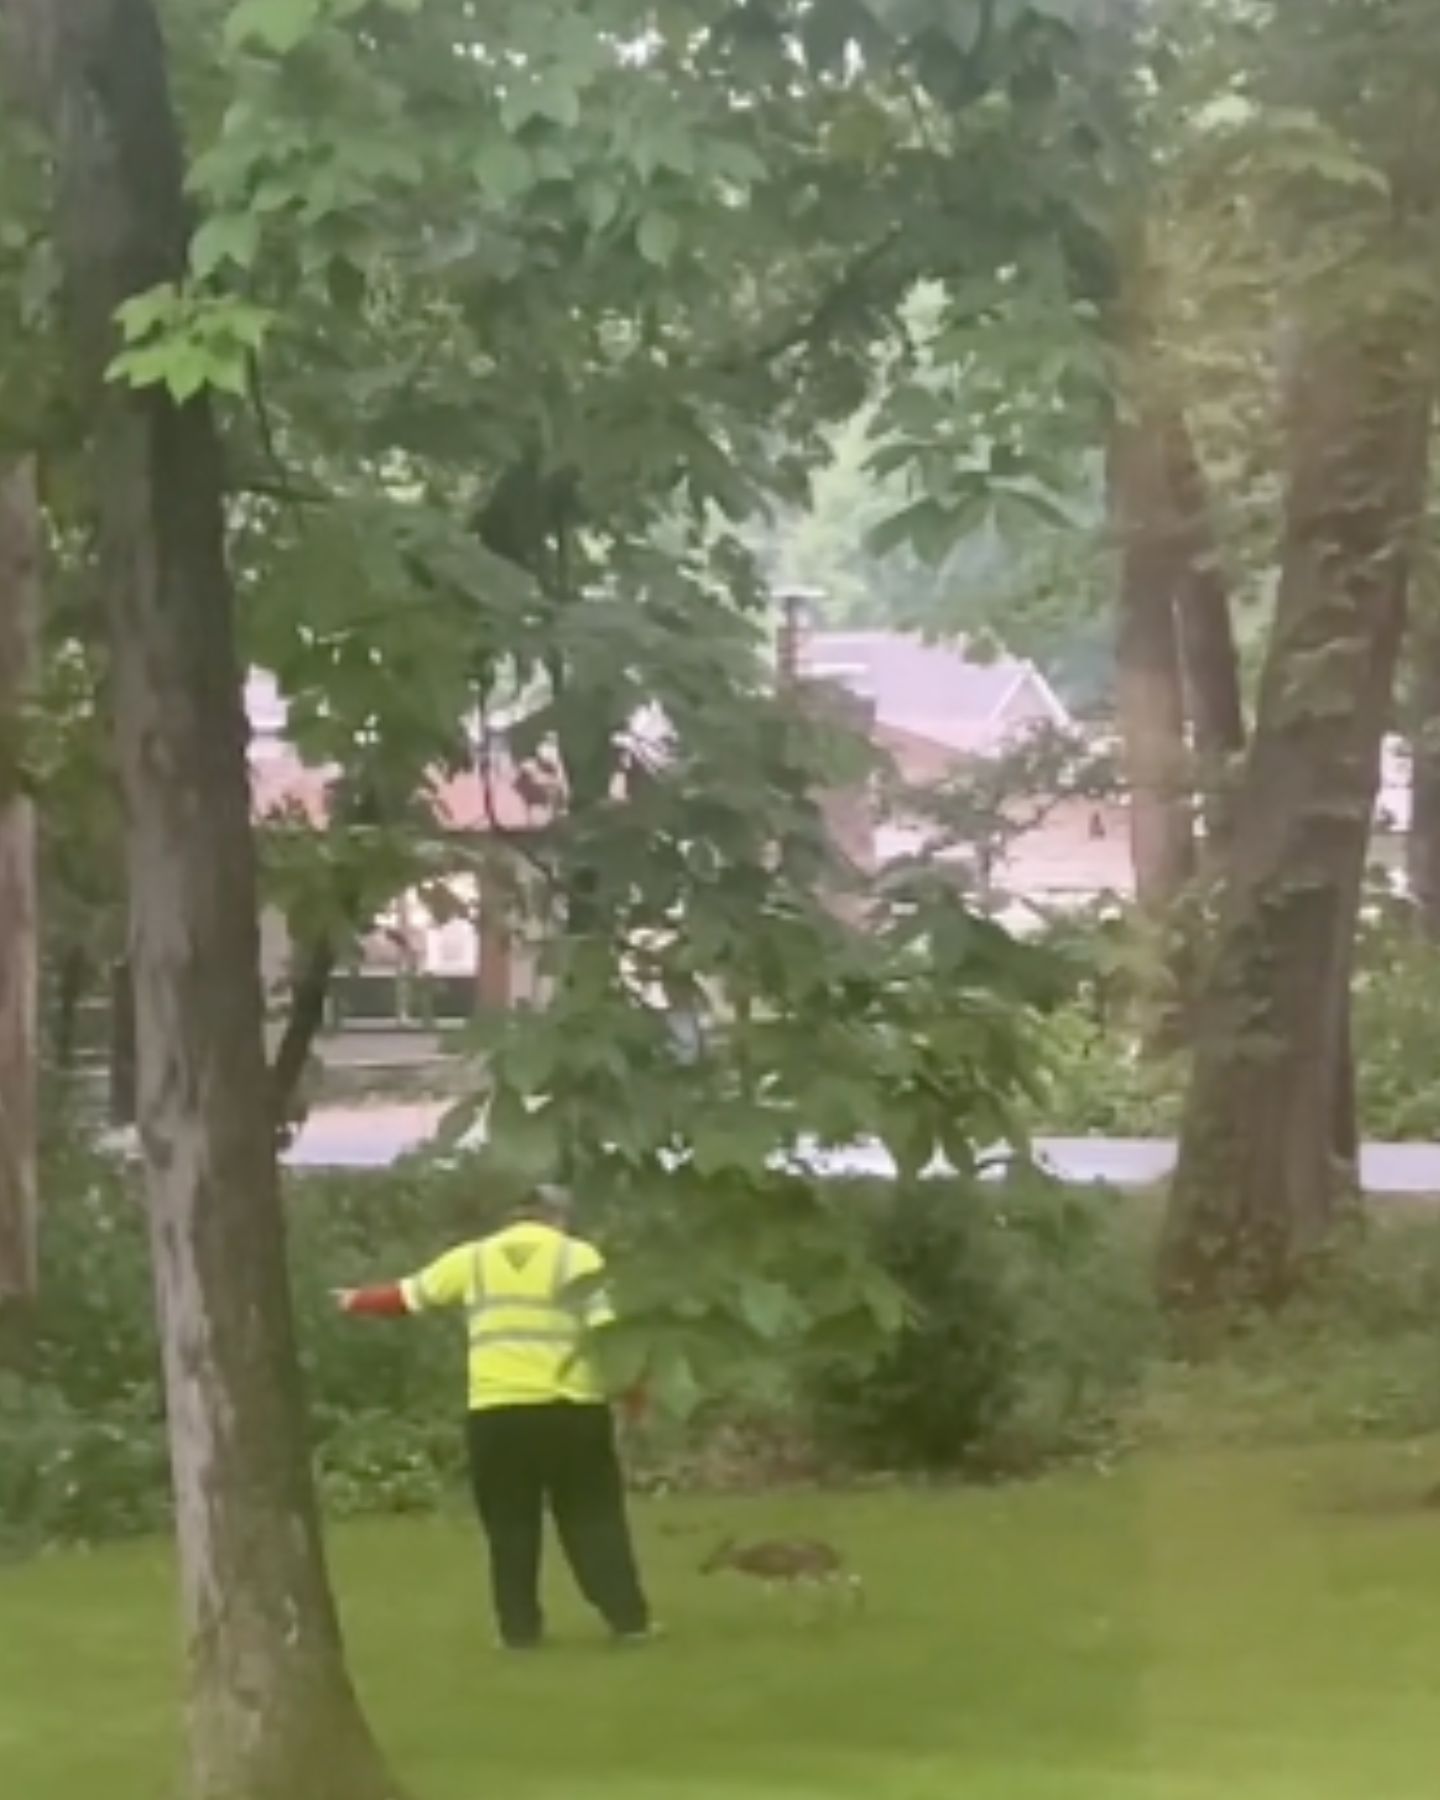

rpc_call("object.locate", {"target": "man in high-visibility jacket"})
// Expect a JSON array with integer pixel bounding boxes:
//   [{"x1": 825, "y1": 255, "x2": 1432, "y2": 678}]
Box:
[{"x1": 336, "y1": 1185, "x2": 652, "y2": 1650}]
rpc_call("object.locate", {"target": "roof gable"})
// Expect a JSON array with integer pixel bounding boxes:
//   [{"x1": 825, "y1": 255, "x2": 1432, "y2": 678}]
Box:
[{"x1": 799, "y1": 631, "x2": 1068, "y2": 750}]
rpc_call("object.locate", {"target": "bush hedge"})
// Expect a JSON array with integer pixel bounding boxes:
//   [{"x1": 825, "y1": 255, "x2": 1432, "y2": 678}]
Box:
[
  {"x1": 11, "y1": 1140, "x2": 1440, "y2": 1550},
  {"x1": 808, "y1": 1176, "x2": 1158, "y2": 1474}
]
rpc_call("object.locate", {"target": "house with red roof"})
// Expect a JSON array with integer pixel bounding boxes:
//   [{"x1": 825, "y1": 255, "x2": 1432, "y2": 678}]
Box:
[{"x1": 796, "y1": 632, "x2": 1131, "y2": 916}]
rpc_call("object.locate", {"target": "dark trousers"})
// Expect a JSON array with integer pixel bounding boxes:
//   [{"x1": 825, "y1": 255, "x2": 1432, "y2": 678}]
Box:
[{"x1": 466, "y1": 1402, "x2": 650, "y2": 1647}]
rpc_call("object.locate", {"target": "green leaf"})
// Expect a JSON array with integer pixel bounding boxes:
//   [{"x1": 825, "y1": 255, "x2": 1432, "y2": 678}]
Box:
[
  {"x1": 500, "y1": 74, "x2": 581, "y2": 135},
  {"x1": 164, "y1": 352, "x2": 211, "y2": 405},
  {"x1": 637, "y1": 210, "x2": 681, "y2": 268},
  {"x1": 224, "y1": 0, "x2": 323, "y2": 55},
  {"x1": 737, "y1": 1278, "x2": 795, "y2": 1341},
  {"x1": 475, "y1": 139, "x2": 535, "y2": 205},
  {"x1": 707, "y1": 140, "x2": 769, "y2": 189},
  {"x1": 861, "y1": 1270, "x2": 909, "y2": 1336},
  {"x1": 105, "y1": 344, "x2": 172, "y2": 390},
  {"x1": 190, "y1": 212, "x2": 262, "y2": 280},
  {"x1": 590, "y1": 1324, "x2": 650, "y2": 1397},
  {"x1": 115, "y1": 285, "x2": 181, "y2": 344},
  {"x1": 533, "y1": 75, "x2": 582, "y2": 130},
  {"x1": 690, "y1": 1107, "x2": 778, "y2": 1177},
  {"x1": 483, "y1": 1089, "x2": 560, "y2": 1183},
  {"x1": 206, "y1": 355, "x2": 252, "y2": 399},
  {"x1": 332, "y1": 131, "x2": 426, "y2": 188},
  {"x1": 867, "y1": 497, "x2": 958, "y2": 563},
  {"x1": 989, "y1": 481, "x2": 1078, "y2": 535},
  {"x1": 222, "y1": 300, "x2": 276, "y2": 351},
  {"x1": 652, "y1": 1344, "x2": 703, "y2": 1419},
  {"x1": 583, "y1": 180, "x2": 624, "y2": 234}
]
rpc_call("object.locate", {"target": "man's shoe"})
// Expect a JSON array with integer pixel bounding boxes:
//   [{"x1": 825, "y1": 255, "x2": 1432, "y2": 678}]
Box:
[{"x1": 612, "y1": 1623, "x2": 665, "y2": 1648}]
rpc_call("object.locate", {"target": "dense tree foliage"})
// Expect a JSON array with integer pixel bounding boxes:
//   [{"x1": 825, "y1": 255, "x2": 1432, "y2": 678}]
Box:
[{"x1": 7, "y1": 0, "x2": 1440, "y2": 1789}]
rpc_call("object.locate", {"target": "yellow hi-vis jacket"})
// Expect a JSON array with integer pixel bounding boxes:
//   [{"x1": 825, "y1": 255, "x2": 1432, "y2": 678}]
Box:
[{"x1": 401, "y1": 1221, "x2": 613, "y2": 1411}]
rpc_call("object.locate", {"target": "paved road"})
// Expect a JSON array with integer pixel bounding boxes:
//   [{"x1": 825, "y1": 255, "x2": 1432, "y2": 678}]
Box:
[{"x1": 269, "y1": 1104, "x2": 1440, "y2": 1196}]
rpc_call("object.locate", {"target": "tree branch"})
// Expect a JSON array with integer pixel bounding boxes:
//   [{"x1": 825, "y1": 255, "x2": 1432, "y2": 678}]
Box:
[
  {"x1": 474, "y1": 695, "x2": 560, "y2": 891},
  {"x1": 264, "y1": 776, "x2": 381, "y2": 1144},
  {"x1": 269, "y1": 933, "x2": 336, "y2": 1148},
  {"x1": 733, "y1": 227, "x2": 907, "y2": 373}
]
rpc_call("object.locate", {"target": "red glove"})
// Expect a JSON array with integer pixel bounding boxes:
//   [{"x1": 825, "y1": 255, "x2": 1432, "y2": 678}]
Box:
[{"x1": 334, "y1": 1284, "x2": 409, "y2": 1318}]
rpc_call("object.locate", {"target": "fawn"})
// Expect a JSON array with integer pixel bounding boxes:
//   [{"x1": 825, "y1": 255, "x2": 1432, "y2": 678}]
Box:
[{"x1": 700, "y1": 1536, "x2": 864, "y2": 1610}]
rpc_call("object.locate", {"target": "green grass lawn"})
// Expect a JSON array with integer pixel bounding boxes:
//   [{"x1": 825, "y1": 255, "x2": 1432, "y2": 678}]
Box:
[{"x1": 7, "y1": 1443, "x2": 1440, "y2": 1798}]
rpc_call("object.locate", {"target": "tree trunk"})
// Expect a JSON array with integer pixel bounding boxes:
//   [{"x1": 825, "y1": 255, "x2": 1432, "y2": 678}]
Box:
[
  {"x1": 8, "y1": 4, "x2": 404, "y2": 1796},
  {"x1": 1161, "y1": 328, "x2": 1431, "y2": 1313},
  {"x1": 476, "y1": 866, "x2": 514, "y2": 1011},
  {"x1": 1165, "y1": 415, "x2": 1247, "y2": 851},
  {"x1": 0, "y1": 456, "x2": 40, "y2": 1353},
  {"x1": 1109, "y1": 412, "x2": 1197, "y2": 914},
  {"x1": 1406, "y1": 614, "x2": 1440, "y2": 934},
  {"x1": 555, "y1": 701, "x2": 619, "y2": 937}
]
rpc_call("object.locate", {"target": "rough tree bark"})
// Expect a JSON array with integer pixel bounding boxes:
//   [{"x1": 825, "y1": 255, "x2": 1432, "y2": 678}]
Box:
[
  {"x1": 476, "y1": 861, "x2": 516, "y2": 1010},
  {"x1": 1109, "y1": 410, "x2": 1197, "y2": 915},
  {"x1": 1165, "y1": 415, "x2": 1247, "y2": 850},
  {"x1": 1161, "y1": 327, "x2": 1432, "y2": 1312},
  {"x1": 1405, "y1": 614, "x2": 1440, "y2": 935},
  {"x1": 0, "y1": 456, "x2": 39, "y2": 1354},
  {"x1": 6, "y1": 3, "x2": 405, "y2": 1796}
]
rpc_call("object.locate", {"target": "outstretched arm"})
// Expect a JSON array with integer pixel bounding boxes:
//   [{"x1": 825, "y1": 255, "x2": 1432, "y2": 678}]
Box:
[
  {"x1": 333, "y1": 1284, "x2": 410, "y2": 1318},
  {"x1": 333, "y1": 1244, "x2": 474, "y2": 1319}
]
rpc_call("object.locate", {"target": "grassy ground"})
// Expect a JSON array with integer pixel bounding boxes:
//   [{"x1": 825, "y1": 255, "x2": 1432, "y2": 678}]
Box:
[{"x1": 6, "y1": 1443, "x2": 1440, "y2": 1799}]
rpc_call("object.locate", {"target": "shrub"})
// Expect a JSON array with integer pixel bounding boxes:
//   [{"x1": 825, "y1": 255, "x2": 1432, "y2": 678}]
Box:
[
  {"x1": 0, "y1": 1380, "x2": 170, "y2": 1553},
  {"x1": 809, "y1": 1176, "x2": 1158, "y2": 1475},
  {"x1": 316, "y1": 1412, "x2": 465, "y2": 1519},
  {"x1": 995, "y1": 1179, "x2": 1159, "y2": 1464},
  {"x1": 810, "y1": 1182, "x2": 1020, "y2": 1472},
  {"x1": 1025, "y1": 1008, "x2": 1184, "y2": 1137},
  {"x1": 30, "y1": 1140, "x2": 159, "y2": 1409},
  {"x1": 1353, "y1": 893, "x2": 1440, "y2": 1140},
  {"x1": 4, "y1": 1145, "x2": 492, "y2": 1549}
]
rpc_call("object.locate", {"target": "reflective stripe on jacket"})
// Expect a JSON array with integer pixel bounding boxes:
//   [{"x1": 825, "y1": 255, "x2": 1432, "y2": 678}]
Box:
[{"x1": 403, "y1": 1222, "x2": 610, "y2": 1410}]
